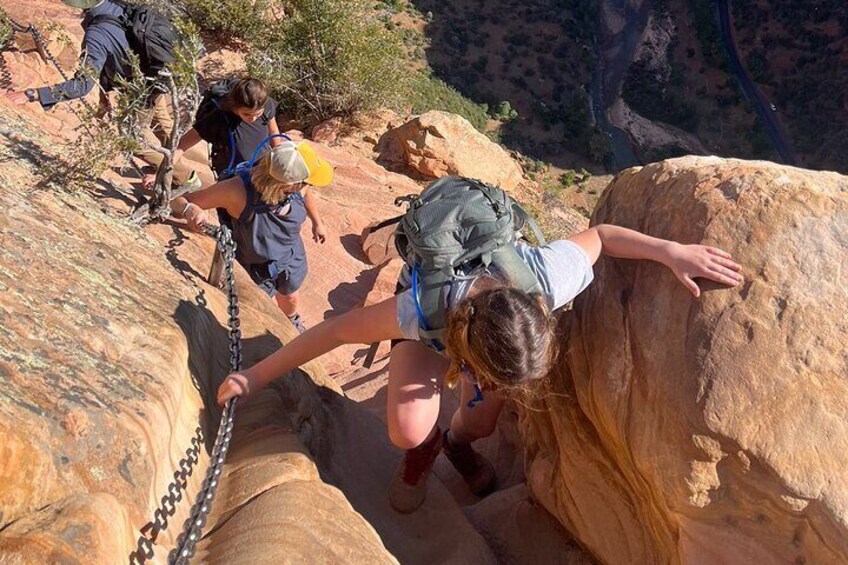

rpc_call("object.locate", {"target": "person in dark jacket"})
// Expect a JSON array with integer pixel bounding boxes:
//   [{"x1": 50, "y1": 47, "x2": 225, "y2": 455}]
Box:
[
  {"x1": 5, "y1": 0, "x2": 196, "y2": 184},
  {"x1": 6, "y1": 0, "x2": 133, "y2": 109}
]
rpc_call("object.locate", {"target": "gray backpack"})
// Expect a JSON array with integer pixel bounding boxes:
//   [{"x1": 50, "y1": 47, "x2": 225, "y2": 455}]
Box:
[{"x1": 395, "y1": 176, "x2": 546, "y2": 350}]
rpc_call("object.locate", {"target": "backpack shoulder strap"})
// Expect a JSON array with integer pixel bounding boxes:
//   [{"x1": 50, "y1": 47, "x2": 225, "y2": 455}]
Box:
[
  {"x1": 512, "y1": 201, "x2": 546, "y2": 246},
  {"x1": 411, "y1": 264, "x2": 449, "y2": 351},
  {"x1": 86, "y1": 13, "x2": 125, "y2": 29},
  {"x1": 370, "y1": 214, "x2": 404, "y2": 232}
]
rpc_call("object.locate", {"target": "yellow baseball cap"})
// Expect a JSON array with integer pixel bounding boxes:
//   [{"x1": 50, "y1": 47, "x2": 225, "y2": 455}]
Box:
[
  {"x1": 268, "y1": 140, "x2": 334, "y2": 188},
  {"x1": 296, "y1": 141, "x2": 334, "y2": 187}
]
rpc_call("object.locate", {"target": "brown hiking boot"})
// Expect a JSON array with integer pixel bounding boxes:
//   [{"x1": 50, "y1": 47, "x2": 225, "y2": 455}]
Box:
[
  {"x1": 442, "y1": 430, "x2": 496, "y2": 496},
  {"x1": 388, "y1": 426, "x2": 442, "y2": 513}
]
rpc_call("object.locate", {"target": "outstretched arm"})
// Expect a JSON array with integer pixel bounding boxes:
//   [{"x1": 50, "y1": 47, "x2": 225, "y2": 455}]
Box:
[
  {"x1": 217, "y1": 296, "x2": 403, "y2": 405},
  {"x1": 173, "y1": 127, "x2": 203, "y2": 166},
  {"x1": 38, "y1": 37, "x2": 107, "y2": 107},
  {"x1": 568, "y1": 224, "x2": 743, "y2": 297},
  {"x1": 171, "y1": 176, "x2": 244, "y2": 230}
]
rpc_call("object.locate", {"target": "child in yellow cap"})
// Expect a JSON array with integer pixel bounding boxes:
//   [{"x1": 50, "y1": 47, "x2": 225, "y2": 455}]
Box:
[{"x1": 172, "y1": 140, "x2": 333, "y2": 332}]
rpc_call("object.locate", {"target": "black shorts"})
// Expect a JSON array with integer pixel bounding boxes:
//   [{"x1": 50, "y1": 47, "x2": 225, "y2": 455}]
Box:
[{"x1": 247, "y1": 254, "x2": 308, "y2": 297}]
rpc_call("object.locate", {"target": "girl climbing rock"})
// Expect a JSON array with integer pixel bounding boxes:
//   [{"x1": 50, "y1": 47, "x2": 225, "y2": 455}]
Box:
[
  {"x1": 215, "y1": 177, "x2": 743, "y2": 512},
  {"x1": 142, "y1": 78, "x2": 314, "y2": 198},
  {"x1": 172, "y1": 140, "x2": 333, "y2": 332}
]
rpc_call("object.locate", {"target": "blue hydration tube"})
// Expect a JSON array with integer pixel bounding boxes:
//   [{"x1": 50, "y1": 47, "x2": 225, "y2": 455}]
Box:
[
  {"x1": 246, "y1": 133, "x2": 293, "y2": 168},
  {"x1": 411, "y1": 263, "x2": 485, "y2": 409},
  {"x1": 222, "y1": 133, "x2": 293, "y2": 179}
]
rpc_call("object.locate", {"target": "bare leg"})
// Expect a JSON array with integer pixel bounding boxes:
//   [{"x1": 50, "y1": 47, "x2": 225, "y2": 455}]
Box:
[
  {"x1": 387, "y1": 340, "x2": 450, "y2": 512},
  {"x1": 274, "y1": 291, "x2": 299, "y2": 317},
  {"x1": 387, "y1": 341, "x2": 449, "y2": 449}
]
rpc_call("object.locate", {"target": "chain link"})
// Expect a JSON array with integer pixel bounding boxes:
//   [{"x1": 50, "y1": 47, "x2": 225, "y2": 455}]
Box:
[
  {"x1": 0, "y1": 49, "x2": 11, "y2": 91},
  {"x1": 168, "y1": 223, "x2": 241, "y2": 565}
]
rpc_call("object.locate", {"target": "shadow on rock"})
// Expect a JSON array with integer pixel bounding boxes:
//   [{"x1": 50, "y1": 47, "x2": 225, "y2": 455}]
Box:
[
  {"x1": 271, "y1": 371, "x2": 498, "y2": 564},
  {"x1": 125, "y1": 299, "x2": 287, "y2": 563},
  {"x1": 324, "y1": 265, "x2": 381, "y2": 319},
  {"x1": 172, "y1": 298, "x2": 284, "y2": 433}
]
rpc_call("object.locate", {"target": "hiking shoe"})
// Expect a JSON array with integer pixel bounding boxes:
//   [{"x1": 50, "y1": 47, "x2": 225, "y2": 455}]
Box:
[
  {"x1": 180, "y1": 171, "x2": 202, "y2": 192},
  {"x1": 288, "y1": 313, "x2": 306, "y2": 334},
  {"x1": 389, "y1": 426, "x2": 442, "y2": 513},
  {"x1": 442, "y1": 430, "x2": 496, "y2": 496}
]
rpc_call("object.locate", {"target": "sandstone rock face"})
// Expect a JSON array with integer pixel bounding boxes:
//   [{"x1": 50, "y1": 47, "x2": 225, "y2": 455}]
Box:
[
  {"x1": 379, "y1": 111, "x2": 525, "y2": 190},
  {"x1": 524, "y1": 156, "x2": 848, "y2": 564},
  {"x1": 0, "y1": 105, "x2": 395, "y2": 563}
]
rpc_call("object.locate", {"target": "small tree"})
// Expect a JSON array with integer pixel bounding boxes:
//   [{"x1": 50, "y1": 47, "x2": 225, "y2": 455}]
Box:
[
  {"x1": 493, "y1": 100, "x2": 518, "y2": 122},
  {"x1": 559, "y1": 170, "x2": 577, "y2": 188},
  {"x1": 248, "y1": 0, "x2": 409, "y2": 121},
  {"x1": 122, "y1": 19, "x2": 203, "y2": 223}
]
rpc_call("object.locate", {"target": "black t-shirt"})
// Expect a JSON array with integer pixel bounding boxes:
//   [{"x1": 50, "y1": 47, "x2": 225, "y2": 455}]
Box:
[{"x1": 194, "y1": 80, "x2": 279, "y2": 177}]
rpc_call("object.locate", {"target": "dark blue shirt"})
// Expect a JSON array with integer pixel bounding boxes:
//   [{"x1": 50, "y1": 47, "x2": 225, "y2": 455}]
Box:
[{"x1": 37, "y1": 0, "x2": 133, "y2": 108}]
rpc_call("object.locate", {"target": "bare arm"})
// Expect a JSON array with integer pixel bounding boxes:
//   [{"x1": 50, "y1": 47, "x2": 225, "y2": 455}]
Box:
[
  {"x1": 303, "y1": 189, "x2": 326, "y2": 243},
  {"x1": 268, "y1": 117, "x2": 283, "y2": 147},
  {"x1": 141, "y1": 128, "x2": 204, "y2": 189},
  {"x1": 171, "y1": 176, "x2": 245, "y2": 229},
  {"x1": 568, "y1": 224, "x2": 743, "y2": 297},
  {"x1": 173, "y1": 127, "x2": 203, "y2": 166},
  {"x1": 217, "y1": 296, "x2": 403, "y2": 404}
]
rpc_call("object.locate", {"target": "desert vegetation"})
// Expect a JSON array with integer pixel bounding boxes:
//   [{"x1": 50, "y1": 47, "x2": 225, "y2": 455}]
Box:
[
  {"x1": 730, "y1": 0, "x2": 848, "y2": 172},
  {"x1": 405, "y1": 0, "x2": 600, "y2": 170}
]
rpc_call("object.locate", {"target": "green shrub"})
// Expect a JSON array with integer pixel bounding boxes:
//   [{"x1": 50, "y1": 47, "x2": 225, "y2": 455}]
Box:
[
  {"x1": 1, "y1": 7, "x2": 14, "y2": 46},
  {"x1": 492, "y1": 100, "x2": 518, "y2": 122},
  {"x1": 409, "y1": 72, "x2": 489, "y2": 131},
  {"x1": 180, "y1": 0, "x2": 272, "y2": 41},
  {"x1": 559, "y1": 170, "x2": 577, "y2": 188},
  {"x1": 248, "y1": 0, "x2": 409, "y2": 121}
]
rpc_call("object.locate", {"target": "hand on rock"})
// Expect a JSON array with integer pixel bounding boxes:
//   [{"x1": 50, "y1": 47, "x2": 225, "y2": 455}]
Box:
[
  {"x1": 6, "y1": 91, "x2": 30, "y2": 105},
  {"x1": 666, "y1": 244, "x2": 743, "y2": 297},
  {"x1": 217, "y1": 371, "x2": 254, "y2": 406}
]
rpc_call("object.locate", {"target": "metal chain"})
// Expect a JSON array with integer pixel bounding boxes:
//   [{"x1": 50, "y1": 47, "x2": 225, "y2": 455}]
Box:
[
  {"x1": 28, "y1": 22, "x2": 97, "y2": 117},
  {"x1": 168, "y1": 223, "x2": 241, "y2": 565},
  {"x1": 0, "y1": 47, "x2": 11, "y2": 91},
  {"x1": 4, "y1": 13, "x2": 242, "y2": 561},
  {"x1": 1, "y1": 16, "x2": 96, "y2": 119}
]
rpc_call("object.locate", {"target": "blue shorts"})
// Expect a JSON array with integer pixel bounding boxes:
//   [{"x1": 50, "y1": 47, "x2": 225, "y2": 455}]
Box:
[{"x1": 247, "y1": 253, "x2": 308, "y2": 297}]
